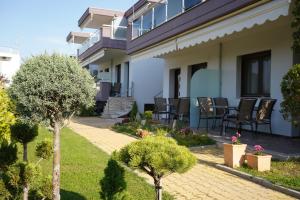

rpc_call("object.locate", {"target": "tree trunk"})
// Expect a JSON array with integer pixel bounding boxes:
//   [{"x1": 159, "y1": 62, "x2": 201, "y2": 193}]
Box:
[
  {"x1": 23, "y1": 143, "x2": 29, "y2": 200},
  {"x1": 52, "y1": 122, "x2": 61, "y2": 200},
  {"x1": 154, "y1": 178, "x2": 162, "y2": 200}
]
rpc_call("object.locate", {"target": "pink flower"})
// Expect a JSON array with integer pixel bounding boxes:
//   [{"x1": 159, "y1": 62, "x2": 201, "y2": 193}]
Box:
[
  {"x1": 236, "y1": 132, "x2": 241, "y2": 138},
  {"x1": 231, "y1": 136, "x2": 237, "y2": 143},
  {"x1": 254, "y1": 145, "x2": 264, "y2": 152}
]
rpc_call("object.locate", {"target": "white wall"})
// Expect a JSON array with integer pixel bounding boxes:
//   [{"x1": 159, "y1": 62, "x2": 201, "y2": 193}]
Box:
[
  {"x1": 0, "y1": 49, "x2": 20, "y2": 85},
  {"x1": 129, "y1": 57, "x2": 165, "y2": 112},
  {"x1": 162, "y1": 16, "x2": 294, "y2": 136}
]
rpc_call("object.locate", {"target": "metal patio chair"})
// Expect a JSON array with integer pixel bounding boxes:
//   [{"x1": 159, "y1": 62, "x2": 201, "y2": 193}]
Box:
[
  {"x1": 154, "y1": 97, "x2": 168, "y2": 120},
  {"x1": 213, "y1": 97, "x2": 229, "y2": 128},
  {"x1": 197, "y1": 97, "x2": 215, "y2": 131},
  {"x1": 255, "y1": 98, "x2": 277, "y2": 134},
  {"x1": 175, "y1": 97, "x2": 190, "y2": 123},
  {"x1": 168, "y1": 98, "x2": 179, "y2": 121},
  {"x1": 222, "y1": 98, "x2": 257, "y2": 133}
]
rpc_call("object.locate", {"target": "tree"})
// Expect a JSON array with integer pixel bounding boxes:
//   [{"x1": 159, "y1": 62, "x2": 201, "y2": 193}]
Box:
[
  {"x1": 10, "y1": 121, "x2": 38, "y2": 200},
  {"x1": 281, "y1": 64, "x2": 300, "y2": 126},
  {"x1": 0, "y1": 88, "x2": 15, "y2": 144},
  {"x1": 9, "y1": 54, "x2": 95, "y2": 200},
  {"x1": 116, "y1": 136, "x2": 196, "y2": 200}
]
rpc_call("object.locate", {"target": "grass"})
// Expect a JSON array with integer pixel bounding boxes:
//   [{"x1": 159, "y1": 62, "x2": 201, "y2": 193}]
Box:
[
  {"x1": 239, "y1": 159, "x2": 300, "y2": 191},
  {"x1": 171, "y1": 133, "x2": 216, "y2": 147},
  {"x1": 21, "y1": 127, "x2": 174, "y2": 200},
  {"x1": 112, "y1": 122, "x2": 140, "y2": 136}
]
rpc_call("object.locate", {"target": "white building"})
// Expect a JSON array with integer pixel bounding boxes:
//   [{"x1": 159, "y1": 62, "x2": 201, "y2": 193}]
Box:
[{"x1": 0, "y1": 47, "x2": 21, "y2": 85}]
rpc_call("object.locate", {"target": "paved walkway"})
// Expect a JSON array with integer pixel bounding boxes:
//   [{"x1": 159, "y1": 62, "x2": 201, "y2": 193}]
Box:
[{"x1": 68, "y1": 117, "x2": 295, "y2": 200}]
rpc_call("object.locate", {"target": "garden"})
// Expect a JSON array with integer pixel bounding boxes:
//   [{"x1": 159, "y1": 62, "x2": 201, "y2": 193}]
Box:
[{"x1": 112, "y1": 110, "x2": 215, "y2": 148}]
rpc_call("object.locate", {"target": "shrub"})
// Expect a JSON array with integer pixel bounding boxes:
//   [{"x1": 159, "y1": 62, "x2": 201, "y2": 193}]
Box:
[
  {"x1": 11, "y1": 121, "x2": 38, "y2": 145},
  {"x1": 281, "y1": 64, "x2": 300, "y2": 126},
  {"x1": 36, "y1": 139, "x2": 53, "y2": 160},
  {"x1": 130, "y1": 102, "x2": 138, "y2": 122},
  {"x1": 0, "y1": 88, "x2": 15, "y2": 144},
  {"x1": 9, "y1": 54, "x2": 95, "y2": 199},
  {"x1": 144, "y1": 111, "x2": 153, "y2": 121},
  {"x1": 292, "y1": 0, "x2": 300, "y2": 51},
  {"x1": 116, "y1": 136, "x2": 196, "y2": 200},
  {"x1": 0, "y1": 143, "x2": 17, "y2": 170}
]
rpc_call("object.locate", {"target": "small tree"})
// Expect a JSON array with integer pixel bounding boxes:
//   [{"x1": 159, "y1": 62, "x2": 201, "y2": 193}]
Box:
[
  {"x1": 116, "y1": 136, "x2": 196, "y2": 200},
  {"x1": 11, "y1": 121, "x2": 38, "y2": 162},
  {"x1": 9, "y1": 54, "x2": 95, "y2": 200},
  {"x1": 281, "y1": 64, "x2": 300, "y2": 126},
  {"x1": 10, "y1": 121, "x2": 38, "y2": 200},
  {"x1": 292, "y1": 0, "x2": 300, "y2": 52}
]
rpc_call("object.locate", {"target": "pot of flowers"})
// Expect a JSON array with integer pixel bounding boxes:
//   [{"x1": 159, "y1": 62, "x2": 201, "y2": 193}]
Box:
[
  {"x1": 246, "y1": 145, "x2": 272, "y2": 172},
  {"x1": 223, "y1": 132, "x2": 247, "y2": 168}
]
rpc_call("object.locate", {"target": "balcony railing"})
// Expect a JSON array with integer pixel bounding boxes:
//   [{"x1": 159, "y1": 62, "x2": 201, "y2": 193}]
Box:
[
  {"x1": 79, "y1": 30, "x2": 101, "y2": 55},
  {"x1": 78, "y1": 26, "x2": 127, "y2": 55}
]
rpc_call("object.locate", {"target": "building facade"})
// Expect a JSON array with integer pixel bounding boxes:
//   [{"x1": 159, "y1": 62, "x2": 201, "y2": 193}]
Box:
[{"x1": 67, "y1": 0, "x2": 298, "y2": 137}]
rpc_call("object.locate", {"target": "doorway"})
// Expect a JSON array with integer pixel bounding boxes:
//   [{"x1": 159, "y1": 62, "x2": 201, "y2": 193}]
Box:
[
  {"x1": 115, "y1": 64, "x2": 121, "y2": 83},
  {"x1": 169, "y1": 68, "x2": 181, "y2": 98}
]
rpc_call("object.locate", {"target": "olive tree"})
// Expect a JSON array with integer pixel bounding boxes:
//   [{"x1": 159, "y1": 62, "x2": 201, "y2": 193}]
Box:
[
  {"x1": 9, "y1": 54, "x2": 95, "y2": 200},
  {"x1": 116, "y1": 136, "x2": 196, "y2": 200}
]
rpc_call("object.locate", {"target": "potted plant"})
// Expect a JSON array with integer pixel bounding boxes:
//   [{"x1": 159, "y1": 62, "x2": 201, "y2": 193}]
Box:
[
  {"x1": 246, "y1": 145, "x2": 272, "y2": 172},
  {"x1": 223, "y1": 132, "x2": 247, "y2": 168}
]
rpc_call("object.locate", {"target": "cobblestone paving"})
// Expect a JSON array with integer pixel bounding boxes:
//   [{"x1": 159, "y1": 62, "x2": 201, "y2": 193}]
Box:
[{"x1": 68, "y1": 117, "x2": 295, "y2": 200}]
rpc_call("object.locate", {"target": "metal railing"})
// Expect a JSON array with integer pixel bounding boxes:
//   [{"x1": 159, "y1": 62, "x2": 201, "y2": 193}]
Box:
[{"x1": 112, "y1": 26, "x2": 127, "y2": 40}]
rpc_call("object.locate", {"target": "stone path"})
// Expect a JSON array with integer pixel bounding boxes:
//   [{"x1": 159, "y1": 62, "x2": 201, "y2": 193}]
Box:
[{"x1": 68, "y1": 117, "x2": 295, "y2": 200}]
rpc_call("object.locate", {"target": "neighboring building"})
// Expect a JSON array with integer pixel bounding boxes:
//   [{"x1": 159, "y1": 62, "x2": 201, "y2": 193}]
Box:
[
  {"x1": 0, "y1": 47, "x2": 21, "y2": 85},
  {"x1": 67, "y1": 0, "x2": 298, "y2": 137}
]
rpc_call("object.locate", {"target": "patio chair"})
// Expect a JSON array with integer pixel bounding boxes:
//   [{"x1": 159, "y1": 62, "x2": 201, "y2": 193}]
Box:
[
  {"x1": 197, "y1": 97, "x2": 215, "y2": 131},
  {"x1": 222, "y1": 98, "x2": 257, "y2": 133},
  {"x1": 174, "y1": 97, "x2": 190, "y2": 122},
  {"x1": 154, "y1": 97, "x2": 168, "y2": 120},
  {"x1": 213, "y1": 97, "x2": 229, "y2": 128},
  {"x1": 168, "y1": 98, "x2": 179, "y2": 121},
  {"x1": 255, "y1": 98, "x2": 277, "y2": 134},
  {"x1": 111, "y1": 83, "x2": 121, "y2": 96}
]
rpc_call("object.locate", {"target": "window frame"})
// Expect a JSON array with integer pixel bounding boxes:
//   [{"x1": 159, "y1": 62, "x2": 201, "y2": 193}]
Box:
[{"x1": 241, "y1": 50, "x2": 271, "y2": 97}]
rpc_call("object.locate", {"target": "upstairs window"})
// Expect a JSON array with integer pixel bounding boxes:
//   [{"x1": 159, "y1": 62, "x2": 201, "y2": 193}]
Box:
[
  {"x1": 184, "y1": 0, "x2": 202, "y2": 10},
  {"x1": 167, "y1": 0, "x2": 183, "y2": 19},
  {"x1": 154, "y1": 3, "x2": 166, "y2": 27},
  {"x1": 142, "y1": 11, "x2": 153, "y2": 34},
  {"x1": 241, "y1": 51, "x2": 271, "y2": 97},
  {"x1": 132, "y1": 18, "x2": 142, "y2": 39}
]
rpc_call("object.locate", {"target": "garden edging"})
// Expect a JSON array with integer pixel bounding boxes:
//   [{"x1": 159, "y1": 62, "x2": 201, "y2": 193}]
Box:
[{"x1": 215, "y1": 164, "x2": 300, "y2": 199}]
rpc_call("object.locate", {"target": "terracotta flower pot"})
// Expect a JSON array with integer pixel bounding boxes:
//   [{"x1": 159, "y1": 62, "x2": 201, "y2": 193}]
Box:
[
  {"x1": 223, "y1": 143, "x2": 247, "y2": 168},
  {"x1": 246, "y1": 153, "x2": 272, "y2": 172}
]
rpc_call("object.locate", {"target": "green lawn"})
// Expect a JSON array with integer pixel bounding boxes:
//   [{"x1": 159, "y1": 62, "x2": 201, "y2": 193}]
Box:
[
  {"x1": 239, "y1": 160, "x2": 300, "y2": 191},
  {"x1": 22, "y1": 127, "x2": 174, "y2": 200}
]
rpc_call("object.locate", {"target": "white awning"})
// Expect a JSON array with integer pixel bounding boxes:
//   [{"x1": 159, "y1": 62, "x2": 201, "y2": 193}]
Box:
[{"x1": 131, "y1": 0, "x2": 291, "y2": 61}]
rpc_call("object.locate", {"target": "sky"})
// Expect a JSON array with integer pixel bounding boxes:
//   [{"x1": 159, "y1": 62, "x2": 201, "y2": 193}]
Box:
[{"x1": 0, "y1": 0, "x2": 134, "y2": 60}]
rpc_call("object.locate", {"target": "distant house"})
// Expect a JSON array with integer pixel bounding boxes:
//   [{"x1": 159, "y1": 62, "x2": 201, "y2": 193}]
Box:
[
  {"x1": 0, "y1": 47, "x2": 21, "y2": 85},
  {"x1": 67, "y1": 0, "x2": 299, "y2": 137}
]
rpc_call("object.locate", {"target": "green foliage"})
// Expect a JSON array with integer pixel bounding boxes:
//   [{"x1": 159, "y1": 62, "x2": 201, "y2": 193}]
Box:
[
  {"x1": 130, "y1": 102, "x2": 138, "y2": 122},
  {"x1": 117, "y1": 136, "x2": 196, "y2": 177},
  {"x1": 29, "y1": 176, "x2": 52, "y2": 200},
  {"x1": 9, "y1": 53, "x2": 95, "y2": 124},
  {"x1": 171, "y1": 132, "x2": 216, "y2": 147},
  {"x1": 144, "y1": 111, "x2": 153, "y2": 121},
  {"x1": 281, "y1": 64, "x2": 300, "y2": 126},
  {"x1": 0, "y1": 143, "x2": 18, "y2": 170},
  {"x1": 155, "y1": 128, "x2": 168, "y2": 137},
  {"x1": 100, "y1": 158, "x2": 127, "y2": 200},
  {"x1": 292, "y1": 0, "x2": 300, "y2": 51},
  {"x1": 10, "y1": 120, "x2": 38, "y2": 144},
  {"x1": 112, "y1": 122, "x2": 141, "y2": 136},
  {"x1": 0, "y1": 88, "x2": 15, "y2": 144},
  {"x1": 78, "y1": 104, "x2": 97, "y2": 117},
  {"x1": 35, "y1": 139, "x2": 53, "y2": 160},
  {"x1": 0, "y1": 178, "x2": 11, "y2": 200}
]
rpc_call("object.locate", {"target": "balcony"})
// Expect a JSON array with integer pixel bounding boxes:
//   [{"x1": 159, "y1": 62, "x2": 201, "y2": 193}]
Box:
[
  {"x1": 127, "y1": 0, "x2": 261, "y2": 54},
  {"x1": 78, "y1": 25, "x2": 127, "y2": 62}
]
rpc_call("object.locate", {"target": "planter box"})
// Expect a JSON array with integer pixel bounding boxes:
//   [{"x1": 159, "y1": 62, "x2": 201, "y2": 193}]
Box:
[
  {"x1": 224, "y1": 143, "x2": 247, "y2": 168},
  {"x1": 246, "y1": 153, "x2": 272, "y2": 172}
]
